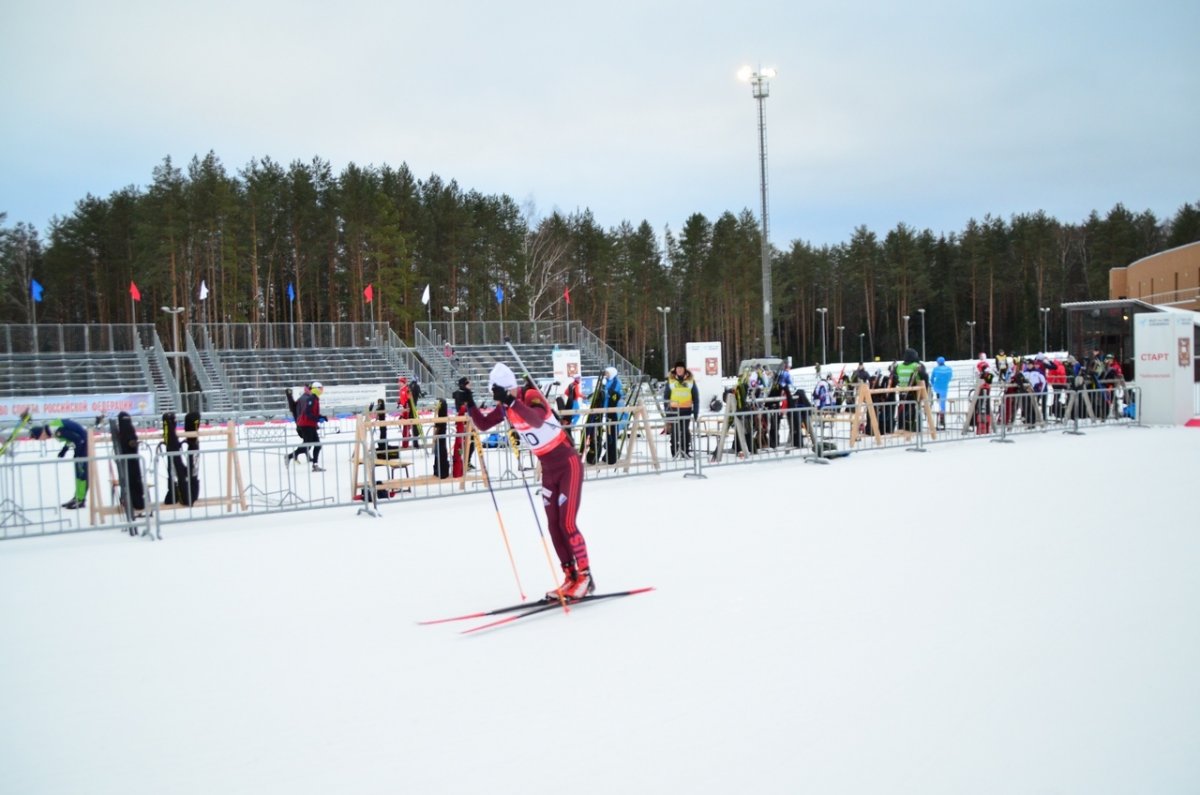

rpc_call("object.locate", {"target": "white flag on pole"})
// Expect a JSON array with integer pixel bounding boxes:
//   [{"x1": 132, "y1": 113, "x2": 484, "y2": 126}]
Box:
[
  {"x1": 199, "y1": 280, "x2": 209, "y2": 301},
  {"x1": 421, "y1": 284, "x2": 430, "y2": 305}
]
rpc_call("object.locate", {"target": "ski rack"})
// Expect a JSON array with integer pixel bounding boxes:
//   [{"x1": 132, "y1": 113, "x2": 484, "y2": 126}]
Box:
[
  {"x1": 351, "y1": 411, "x2": 481, "y2": 507},
  {"x1": 574, "y1": 402, "x2": 656, "y2": 472},
  {"x1": 87, "y1": 419, "x2": 247, "y2": 527},
  {"x1": 848, "y1": 382, "x2": 938, "y2": 447}
]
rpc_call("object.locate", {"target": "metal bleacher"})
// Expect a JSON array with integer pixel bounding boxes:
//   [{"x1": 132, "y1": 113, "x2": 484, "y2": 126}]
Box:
[
  {"x1": 0, "y1": 324, "x2": 181, "y2": 417},
  {"x1": 414, "y1": 320, "x2": 643, "y2": 398},
  {"x1": 1, "y1": 320, "x2": 640, "y2": 423},
  {"x1": 187, "y1": 322, "x2": 434, "y2": 415}
]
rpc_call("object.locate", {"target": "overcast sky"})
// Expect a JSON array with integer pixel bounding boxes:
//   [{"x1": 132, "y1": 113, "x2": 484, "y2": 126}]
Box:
[{"x1": 2, "y1": 0, "x2": 1197, "y2": 248}]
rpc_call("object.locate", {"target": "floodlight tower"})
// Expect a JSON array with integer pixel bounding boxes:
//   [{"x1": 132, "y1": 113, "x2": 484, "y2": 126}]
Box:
[{"x1": 739, "y1": 64, "x2": 777, "y2": 357}]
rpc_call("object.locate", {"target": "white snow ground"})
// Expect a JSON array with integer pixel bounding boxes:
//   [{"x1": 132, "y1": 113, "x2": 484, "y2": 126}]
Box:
[{"x1": 1, "y1": 426, "x2": 1198, "y2": 795}]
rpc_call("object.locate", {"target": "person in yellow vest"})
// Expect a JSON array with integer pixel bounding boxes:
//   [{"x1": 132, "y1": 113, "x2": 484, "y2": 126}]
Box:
[{"x1": 663, "y1": 361, "x2": 700, "y2": 459}]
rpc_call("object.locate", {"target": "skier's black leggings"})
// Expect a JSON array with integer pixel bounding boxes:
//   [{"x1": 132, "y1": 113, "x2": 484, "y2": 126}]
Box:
[{"x1": 295, "y1": 426, "x2": 321, "y2": 463}]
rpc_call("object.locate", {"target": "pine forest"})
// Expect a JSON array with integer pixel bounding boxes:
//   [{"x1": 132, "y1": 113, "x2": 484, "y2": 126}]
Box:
[{"x1": 2, "y1": 152, "x2": 1198, "y2": 371}]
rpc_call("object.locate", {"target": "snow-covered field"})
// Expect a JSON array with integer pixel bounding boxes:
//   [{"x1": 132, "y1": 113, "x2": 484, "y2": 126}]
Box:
[{"x1": 1, "y1": 426, "x2": 1197, "y2": 795}]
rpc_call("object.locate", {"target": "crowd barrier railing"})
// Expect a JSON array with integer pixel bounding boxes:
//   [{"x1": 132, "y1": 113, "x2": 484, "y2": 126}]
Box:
[{"x1": 0, "y1": 384, "x2": 1143, "y2": 541}]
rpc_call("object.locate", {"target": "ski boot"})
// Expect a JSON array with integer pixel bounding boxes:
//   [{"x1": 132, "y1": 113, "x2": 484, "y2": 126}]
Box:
[
  {"x1": 546, "y1": 564, "x2": 595, "y2": 601},
  {"x1": 62, "y1": 498, "x2": 85, "y2": 510},
  {"x1": 546, "y1": 564, "x2": 577, "y2": 601},
  {"x1": 563, "y1": 568, "x2": 595, "y2": 600},
  {"x1": 311, "y1": 463, "x2": 325, "y2": 473}
]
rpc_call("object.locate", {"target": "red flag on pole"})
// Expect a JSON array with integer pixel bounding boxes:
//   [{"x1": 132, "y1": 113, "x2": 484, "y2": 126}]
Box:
[
  {"x1": 563, "y1": 286, "x2": 571, "y2": 305},
  {"x1": 364, "y1": 283, "x2": 374, "y2": 303},
  {"x1": 129, "y1": 281, "x2": 141, "y2": 302}
]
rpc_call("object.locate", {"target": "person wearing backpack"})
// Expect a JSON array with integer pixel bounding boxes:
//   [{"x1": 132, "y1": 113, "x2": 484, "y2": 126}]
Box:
[{"x1": 288, "y1": 381, "x2": 325, "y2": 472}]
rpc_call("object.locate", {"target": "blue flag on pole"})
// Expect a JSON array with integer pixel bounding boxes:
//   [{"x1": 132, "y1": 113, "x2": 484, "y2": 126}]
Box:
[
  {"x1": 494, "y1": 284, "x2": 504, "y2": 304},
  {"x1": 31, "y1": 279, "x2": 44, "y2": 302},
  {"x1": 287, "y1": 282, "x2": 295, "y2": 302}
]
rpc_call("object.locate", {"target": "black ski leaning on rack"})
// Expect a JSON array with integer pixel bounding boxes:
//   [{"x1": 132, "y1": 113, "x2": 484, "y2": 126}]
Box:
[
  {"x1": 183, "y1": 411, "x2": 201, "y2": 502},
  {"x1": 110, "y1": 412, "x2": 145, "y2": 527},
  {"x1": 160, "y1": 412, "x2": 194, "y2": 506}
]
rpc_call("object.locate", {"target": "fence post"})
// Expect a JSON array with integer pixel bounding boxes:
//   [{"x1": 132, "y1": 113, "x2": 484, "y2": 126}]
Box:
[
  {"x1": 906, "y1": 395, "x2": 927, "y2": 453},
  {"x1": 991, "y1": 393, "x2": 1014, "y2": 444},
  {"x1": 804, "y1": 410, "x2": 831, "y2": 465},
  {"x1": 684, "y1": 420, "x2": 706, "y2": 479},
  {"x1": 1063, "y1": 389, "x2": 1085, "y2": 436}
]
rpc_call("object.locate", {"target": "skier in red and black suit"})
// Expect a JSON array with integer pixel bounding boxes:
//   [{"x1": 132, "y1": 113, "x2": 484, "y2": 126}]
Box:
[
  {"x1": 288, "y1": 381, "x2": 325, "y2": 472},
  {"x1": 465, "y1": 363, "x2": 594, "y2": 600}
]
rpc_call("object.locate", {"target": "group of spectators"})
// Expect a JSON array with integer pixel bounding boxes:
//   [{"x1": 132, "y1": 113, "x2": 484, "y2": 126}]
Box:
[{"x1": 969, "y1": 348, "x2": 1129, "y2": 426}]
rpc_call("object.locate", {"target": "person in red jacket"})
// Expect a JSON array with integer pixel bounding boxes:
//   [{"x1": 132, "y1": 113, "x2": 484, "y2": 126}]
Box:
[
  {"x1": 288, "y1": 381, "x2": 325, "y2": 472},
  {"x1": 465, "y1": 363, "x2": 594, "y2": 600}
]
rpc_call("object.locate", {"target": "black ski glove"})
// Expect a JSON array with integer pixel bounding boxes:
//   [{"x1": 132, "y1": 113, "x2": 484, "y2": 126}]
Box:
[
  {"x1": 462, "y1": 389, "x2": 476, "y2": 409},
  {"x1": 492, "y1": 384, "x2": 515, "y2": 405},
  {"x1": 58, "y1": 444, "x2": 69, "y2": 458}
]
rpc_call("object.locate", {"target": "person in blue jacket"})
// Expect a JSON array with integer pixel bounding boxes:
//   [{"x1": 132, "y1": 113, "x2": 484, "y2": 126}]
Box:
[
  {"x1": 929, "y1": 356, "x2": 954, "y2": 429},
  {"x1": 599, "y1": 366, "x2": 623, "y2": 464},
  {"x1": 30, "y1": 418, "x2": 90, "y2": 508}
]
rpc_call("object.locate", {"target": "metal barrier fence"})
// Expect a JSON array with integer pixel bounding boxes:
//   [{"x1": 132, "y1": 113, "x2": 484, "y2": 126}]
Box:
[{"x1": 0, "y1": 386, "x2": 1143, "y2": 542}]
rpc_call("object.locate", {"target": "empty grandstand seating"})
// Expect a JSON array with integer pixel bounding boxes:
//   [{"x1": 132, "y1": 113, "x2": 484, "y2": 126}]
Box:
[
  {"x1": 415, "y1": 321, "x2": 644, "y2": 400},
  {"x1": 448, "y1": 343, "x2": 613, "y2": 396},
  {"x1": 213, "y1": 347, "x2": 411, "y2": 414},
  {"x1": 0, "y1": 324, "x2": 178, "y2": 414},
  {"x1": 0, "y1": 351, "x2": 148, "y2": 396},
  {"x1": 187, "y1": 323, "x2": 430, "y2": 416}
]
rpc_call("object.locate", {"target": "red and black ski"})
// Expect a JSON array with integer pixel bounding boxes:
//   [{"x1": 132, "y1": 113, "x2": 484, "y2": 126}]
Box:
[
  {"x1": 418, "y1": 587, "x2": 655, "y2": 632},
  {"x1": 462, "y1": 587, "x2": 655, "y2": 634}
]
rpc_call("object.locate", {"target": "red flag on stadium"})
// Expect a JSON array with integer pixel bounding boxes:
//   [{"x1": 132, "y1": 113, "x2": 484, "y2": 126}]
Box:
[
  {"x1": 364, "y1": 283, "x2": 374, "y2": 303},
  {"x1": 129, "y1": 281, "x2": 141, "y2": 302},
  {"x1": 563, "y1": 286, "x2": 571, "y2": 305}
]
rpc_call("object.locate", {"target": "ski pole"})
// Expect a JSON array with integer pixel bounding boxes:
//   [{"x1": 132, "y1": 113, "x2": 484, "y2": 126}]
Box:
[{"x1": 469, "y1": 427, "x2": 526, "y2": 602}]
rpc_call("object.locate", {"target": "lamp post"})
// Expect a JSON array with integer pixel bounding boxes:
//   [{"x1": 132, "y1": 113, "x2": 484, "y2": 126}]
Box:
[
  {"x1": 918, "y1": 308, "x2": 926, "y2": 361},
  {"x1": 656, "y1": 305, "x2": 671, "y2": 378},
  {"x1": 738, "y1": 65, "x2": 777, "y2": 357},
  {"x1": 966, "y1": 320, "x2": 976, "y2": 358},
  {"x1": 859, "y1": 332, "x2": 865, "y2": 363},
  {"x1": 902, "y1": 314, "x2": 910, "y2": 350},
  {"x1": 160, "y1": 306, "x2": 185, "y2": 389},
  {"x1": 816, "y1": 307, "x2": 828, "y2": 365},
  {"x1": 442, "y1": 305, "x2": 461, "y2": 346},
  {"x1": 836, "y1": 325, "x2": 844, "y2": 364},
  {"x1": 1039, "y1": 307, "x2": 1050, "y2": 353}
]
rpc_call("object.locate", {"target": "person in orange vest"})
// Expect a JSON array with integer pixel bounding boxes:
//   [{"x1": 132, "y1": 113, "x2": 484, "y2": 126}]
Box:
[{"x1": 663, "y1": 361, "x2": 699, "y2": 458}]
